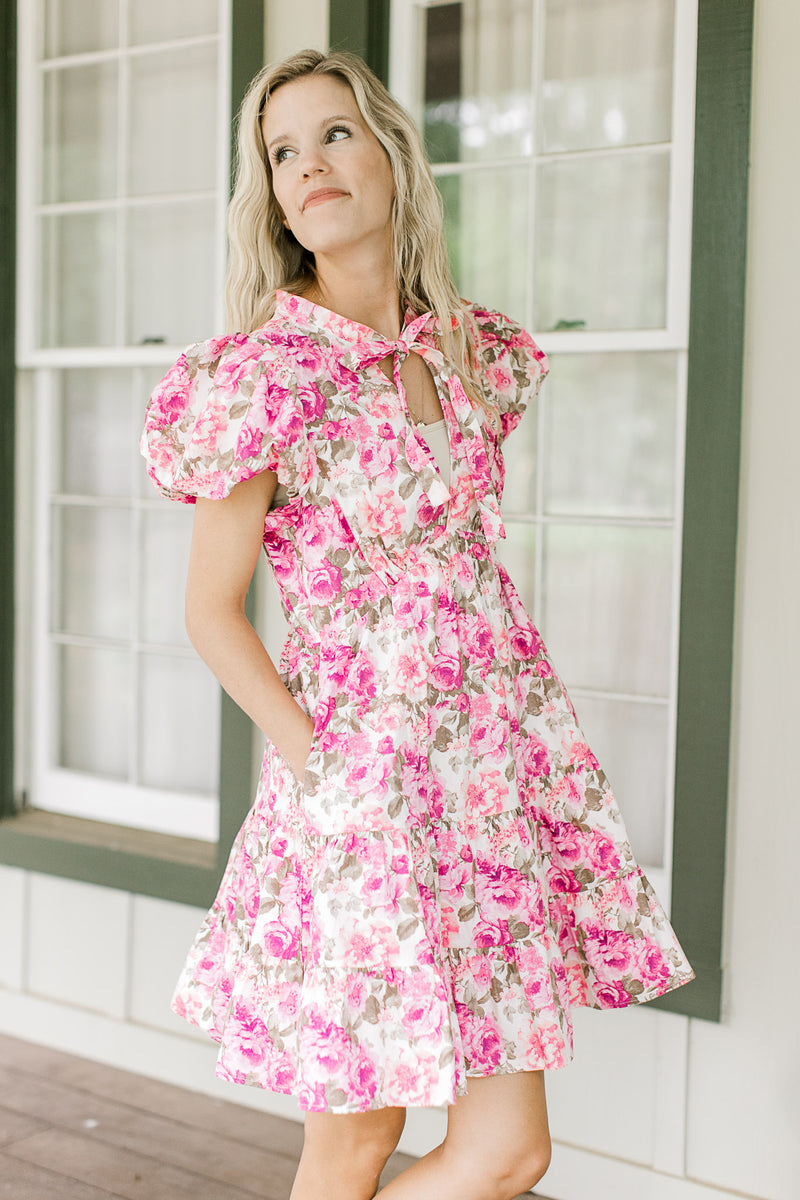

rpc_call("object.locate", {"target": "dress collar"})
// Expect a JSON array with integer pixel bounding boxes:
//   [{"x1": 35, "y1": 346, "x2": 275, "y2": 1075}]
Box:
[{"x1": 271, "y1": 288, "x2": 447, "y2": 369}]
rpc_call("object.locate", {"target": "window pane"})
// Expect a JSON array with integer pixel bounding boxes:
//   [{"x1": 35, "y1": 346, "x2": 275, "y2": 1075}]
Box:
[
  {"x1": 543, "y1": 0, "x2": 675, "y2": 153},
  {"x1": 40, "y1": 211, "x2": 118, "y2": 347},
  {"x1": 43, "y1": 0, "x2": 118, "y2": 57},
  {"x1": 543, "y1": 352, "x2": 678, "y2": 518},
  {"x1": 59, "y1": 644, "x2": 130, "y2": 779},
  {"x1": 128, "y1": 0, "x2": 218, "y2": 45},
  {"x1": 572, "y1": 695, "x2": 667, "y2": 867},
  {"x1": 126, "y1": 201, "x2": 216, "y2": 346},
  {"x1": 501, "y1": 413, "x2": 538, "y2": 517},
  {"x1": 58, "y1": 370, "x2": 133, "y2": 497},
  {"x1": 424, "y1": 0, "x2": 534, "y2": 163},
  {"x1": 42, "y1": 63, "x2": 118, "y2": 203},
  {"x1": 534, "y1": 150, "x2": 670, "y2": 332},
  {"x1": 55, "y1": 506, "x2": 132, "y2": 641},
  {"x1": 496, "y1": 521, "x2": 537, "y2": 612},
  {"x1": 439, "y1": 167, "x2": 529, "y2": 320},
  {"x1": 128, "y1": 45, "x2": 218, "y2": 196},
  {"x1": 542, "y1": 524, "x2": 673, "y2": 696},
  {"x1": 138, "y1": 654, "x2": 220, "y2": 793},
  {"x1": 140, "y1": 508, "x2": 194, "y2": 648}
]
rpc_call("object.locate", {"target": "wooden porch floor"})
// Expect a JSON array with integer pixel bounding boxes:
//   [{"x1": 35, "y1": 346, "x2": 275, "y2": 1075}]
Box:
[{"x1": 0, "y1": 1032, "x2": 546, "y2": 1198}]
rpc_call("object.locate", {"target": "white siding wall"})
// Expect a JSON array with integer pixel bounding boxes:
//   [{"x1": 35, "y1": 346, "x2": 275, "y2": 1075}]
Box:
[{"x1": 3, "y1": 1, "x2": 799, "y2": 1198}]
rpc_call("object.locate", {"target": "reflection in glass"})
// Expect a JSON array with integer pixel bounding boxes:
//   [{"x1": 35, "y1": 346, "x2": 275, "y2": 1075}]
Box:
[
  {"x1": 128, "y1": 0, "x2": 218, "y2": 46},
  {"x1": 43, "y1": 64, "x2": 118, "y2": 203},
  {"x1": 139, "y1": 654, "x2": 220, "y2": 793},
  {"x1": 542, "y1": 524, "x2": 673, "y2": 696},
  {"x1": 544, "y1": 352, "x2": 677, "y2": 518},
  {"x1": 496, "y1": 521, "x2": 536, "y2": 614},
  {"x1": 424, "y1": 0, "x2": 534, "y2": 163},
  {"x1": 573, "y1": 694, "x2": 667, "y2": 867},
  {"x1": 40, "y1": 212, "x2": 117, "y2": 347},
  {"x1": 43, "y1": 0, "x2": 118, "y2": 57},
  {"x1": 55, "y1": 506, "x2": 131, "y2": 641},
  {"x1": 59, "y1": 645, "x2": 129, "y2": 779},
  {"x1": 59, "y1": 370, "x2": 133, "y2": 497},
  {"x1": 534, "y1": 150, "x2": 670, "y2": 332},
  {"x1": 141, "y1": 509, "x2": 195, "y2": 648},
  {"x1": 439, "y1": 168, "x2": 529, "y2": 320},
  {"x1": 127, "y1": 201, "x2": 216, "y2": 346},
  {"x1": 128, "y1": 45, "x2": 218, "y2": 196},
  {"x1": 543, "y1": 0, "x2": 674, "y2": 153}
]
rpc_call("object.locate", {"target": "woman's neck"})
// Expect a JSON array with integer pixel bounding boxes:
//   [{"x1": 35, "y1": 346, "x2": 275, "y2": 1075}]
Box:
[{"x1": 304, "y1": 252, "x2": 403, "y2": 341}]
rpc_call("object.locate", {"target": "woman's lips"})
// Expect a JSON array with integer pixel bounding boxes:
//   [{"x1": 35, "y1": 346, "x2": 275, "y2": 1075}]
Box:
[{"x1": 302, "y1": 189, "x2": 348, "y2": 211}]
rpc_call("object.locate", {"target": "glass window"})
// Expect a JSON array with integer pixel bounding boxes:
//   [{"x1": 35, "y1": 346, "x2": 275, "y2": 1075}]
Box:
[
  {"x1": 406, "y1": 0, "x2": 686, "y2": 875},
  {"x1": 21, "y1": 2, "x2": 227, "y2": 839},
  {"x1": 41, "y1": 368, "x2": 221, "y2": 834},
  {"x1": 31, "y1": 5, "x2": 223, "y2": 352}
]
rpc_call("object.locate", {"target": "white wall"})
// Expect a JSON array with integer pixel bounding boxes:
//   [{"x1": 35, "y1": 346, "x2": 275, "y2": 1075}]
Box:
[{"x1": 3, "y1": 2, "x2": 799, "y2": 1199}]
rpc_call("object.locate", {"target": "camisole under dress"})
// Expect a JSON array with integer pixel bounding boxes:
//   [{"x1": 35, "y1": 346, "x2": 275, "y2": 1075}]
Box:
[{"x1": 139, "y1": 289, "x2": 695, "y2": 1114}]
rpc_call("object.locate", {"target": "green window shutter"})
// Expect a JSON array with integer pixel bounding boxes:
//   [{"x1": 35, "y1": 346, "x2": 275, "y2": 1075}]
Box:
[{"x1": 648, "y1": 0, "x2": 754, "y2": 1021}]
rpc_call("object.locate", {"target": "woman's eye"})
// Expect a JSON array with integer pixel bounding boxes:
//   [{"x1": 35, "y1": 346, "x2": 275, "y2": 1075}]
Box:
[
  {"x1": 273, "y1": 146, "x2": 293, "y2": 165},
  {"x1": 326, "y1": 125, "x2": 351, "y2": 143}
]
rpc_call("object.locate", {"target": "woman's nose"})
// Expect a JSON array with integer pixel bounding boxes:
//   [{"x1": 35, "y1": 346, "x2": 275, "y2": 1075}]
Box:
[{"x1": 299, "y1": 149, "x2": 328, "y2": 178}]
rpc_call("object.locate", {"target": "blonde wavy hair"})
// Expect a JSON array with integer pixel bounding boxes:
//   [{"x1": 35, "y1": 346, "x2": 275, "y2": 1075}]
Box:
[{"x1": 225, "y1": 48, "x2": 486, "y2": 410}]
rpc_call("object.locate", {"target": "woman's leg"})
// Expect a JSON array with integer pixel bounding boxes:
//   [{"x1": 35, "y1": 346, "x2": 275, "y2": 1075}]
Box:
[
  {"x1": 290, "y1": 1104, "x2": 406, "y2": 1200},
  {"x1": 374, "y1": 1071, "x2": 551, "y2": 1200}
]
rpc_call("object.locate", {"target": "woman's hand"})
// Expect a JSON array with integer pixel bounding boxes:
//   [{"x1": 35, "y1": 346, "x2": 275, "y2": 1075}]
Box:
[
  {"x1": 183, "y1": 470, "x2": 318, "y2": 773},
  {"x1": 283, "y1": 713, "x2": 316, "y2": 783}
]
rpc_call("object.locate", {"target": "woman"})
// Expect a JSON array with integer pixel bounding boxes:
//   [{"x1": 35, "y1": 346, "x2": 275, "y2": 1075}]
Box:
[{"x1": 140, "y1": 48, "x2": 694, "y2": 1200}]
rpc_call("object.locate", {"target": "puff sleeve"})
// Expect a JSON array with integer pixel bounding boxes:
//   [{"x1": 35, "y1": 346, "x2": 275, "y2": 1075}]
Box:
[
  {"x1": 139, "y1": 332, "x2": 317, "y2": 504},
  {"x1": 472, "y1": 307, "x2": 550, "y2": 442}
]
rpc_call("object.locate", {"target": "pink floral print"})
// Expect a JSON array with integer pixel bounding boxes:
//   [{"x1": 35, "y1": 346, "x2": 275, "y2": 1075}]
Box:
[{"x1": 140, "y1": 289, "x2": 694, "y2": 1113}]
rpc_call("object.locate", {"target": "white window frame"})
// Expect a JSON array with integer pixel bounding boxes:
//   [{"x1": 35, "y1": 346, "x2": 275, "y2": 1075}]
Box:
[
  {"x1": 16, "y1": 0, "x2": 235, "y2": 841},
  {"x1": 389, "y1": 0, "x2": 700, "y2": 906}
]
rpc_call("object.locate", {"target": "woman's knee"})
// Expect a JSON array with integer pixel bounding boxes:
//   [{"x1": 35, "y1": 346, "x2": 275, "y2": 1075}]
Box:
[
  {"x1": 440, "y1": 1132, "x2": 552, "y2": 1200},
  {"x1": 303, "y1": 1105, "x2": 406, "y2": 1169}
]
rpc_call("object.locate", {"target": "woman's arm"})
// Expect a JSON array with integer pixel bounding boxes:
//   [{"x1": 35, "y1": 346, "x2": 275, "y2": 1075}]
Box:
[{"x1": 184, "y1": 469, "x2": 314, "y2": 781}]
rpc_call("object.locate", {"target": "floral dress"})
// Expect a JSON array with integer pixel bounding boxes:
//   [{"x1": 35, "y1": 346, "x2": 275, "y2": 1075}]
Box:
[{"x1": 140, "y1": 289, "x2": 695, "y2": 1113}]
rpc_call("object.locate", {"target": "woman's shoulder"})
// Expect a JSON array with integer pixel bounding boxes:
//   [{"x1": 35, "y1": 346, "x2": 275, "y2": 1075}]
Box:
[
  {"x1": 463, "y1": 301, "x2": 543, "y2": 360},
  {"x1": 140, "y1": 325, "x2": 315, "y2": 504},
  {"x1": 175, "y1": 324, "x2": 290, "y2": 386}
]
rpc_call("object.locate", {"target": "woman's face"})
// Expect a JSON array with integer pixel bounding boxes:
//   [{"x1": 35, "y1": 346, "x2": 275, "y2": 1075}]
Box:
[{"x1": 261, "y1": 74, "x2": 396, "y2": 261}]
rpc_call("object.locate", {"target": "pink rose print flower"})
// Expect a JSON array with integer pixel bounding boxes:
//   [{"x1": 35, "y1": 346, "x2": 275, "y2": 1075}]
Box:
[
  {"x1": 237, "y1": 424, "x2": 264, "y2": 460},
  {"x1": 230, "y1": 1005, "x2": 269, "y2": 1066},
  {"x1": 154, "y1": 377, "x2": 192, "y2": 423},
  {"x1": 592, "y1": 980, "x2": 632, "y2": 1008},
  {"x1": 467, "y1": 1017, "x2": 504, "y2": 1070},
  {"x1": 354, "y1": 488, "x2": 407, "y2": 538},
  {"x1": 261, "y1": 921, "x2": 299, "y2": 960},
  {"x1": 348, "y1": 1054, "x2": 379, "y2": 1104},
  {"x1": 466, "y1": 768, "x2": 511, "y2": 816},
  {"x1": 189, "y1": 397, "x2": 228, "y2": 453},
  {"x1": 431, "y1": 654, "x2": 462, "y2": 691},
  {"x1": 267, "y1": 1054, "x2": 297, "y2": 1092},
  {"x1": 522, "y1": 735, "x2": 551, "y2": 777},
  {"x1": 475, "y1": 859, "x2": 526, "y2": 911},
  {"x1": 468, "y1": 694, "x2": 508, "y2": 757},
  {"x1": 463, "y1": 614, "x2": 495, "y2": 663},
  {"x1": 352, "y1": 654, "x2": 378, "y2": 699},
  {"x1": 583, "y1": 928, "x2": 633, "y2": 976},
  {"x1": 396, "y1": 644, "x2": 429, "y2": 692},
  {"x1": 308, "y1": 561, "x2": 342, "y2": 605},
  {"x1": 486, "y1": 361, "x2": 515, "y2": 395},
  {"x1": 508, "y1": 624, "x2": 542, "y2": 661}
]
